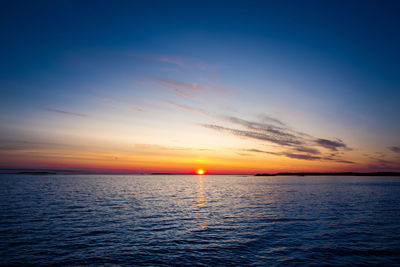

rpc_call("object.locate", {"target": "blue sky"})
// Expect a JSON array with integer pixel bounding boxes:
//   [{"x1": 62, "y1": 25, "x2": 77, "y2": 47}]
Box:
[{"x1": 1, "y1": 0, "x2": 399, "y2": 173}]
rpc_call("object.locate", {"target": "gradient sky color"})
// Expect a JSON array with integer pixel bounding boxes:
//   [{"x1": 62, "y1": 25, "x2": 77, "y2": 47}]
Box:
[{"x1": 1, "y1": 0, "x2": 399, "y2": 174}]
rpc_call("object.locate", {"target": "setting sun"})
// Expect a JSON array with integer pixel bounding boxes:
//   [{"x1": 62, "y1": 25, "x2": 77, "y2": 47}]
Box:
[{"x1": 197, "y1": 169, "x2": 205, "y2": 175}]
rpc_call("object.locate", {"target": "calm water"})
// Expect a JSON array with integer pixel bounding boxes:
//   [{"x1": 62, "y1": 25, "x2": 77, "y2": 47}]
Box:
[{"x1": 1, "y1": 175, "x2": 400, "y2": 266}]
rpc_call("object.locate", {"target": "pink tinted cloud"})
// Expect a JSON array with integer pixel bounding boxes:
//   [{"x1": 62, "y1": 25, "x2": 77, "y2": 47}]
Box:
[
  {"x1": 146, "y1": 76, "x2": 205, "y2": 91},
  {"x1": 167, "y1": 101, "x2": 210, "y2": 116},
  {"x1": 156, "y1": 56, "x2": 185, "y2": 67}
]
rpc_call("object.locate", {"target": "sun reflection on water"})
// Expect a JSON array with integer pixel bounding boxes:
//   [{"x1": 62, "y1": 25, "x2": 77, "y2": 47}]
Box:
[{"x1": 195, "y1": 175, "x2": 208, "y2": 230}]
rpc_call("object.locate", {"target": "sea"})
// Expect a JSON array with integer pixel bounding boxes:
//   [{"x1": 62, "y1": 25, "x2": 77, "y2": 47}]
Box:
[{"x1": 1, "y1": 174, "x2": 400, "y2": 266}]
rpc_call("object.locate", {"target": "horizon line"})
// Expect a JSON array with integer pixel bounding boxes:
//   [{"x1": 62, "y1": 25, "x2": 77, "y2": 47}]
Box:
[{"x1": 1, "y1": 169, "x2": 400, "y2": 177}]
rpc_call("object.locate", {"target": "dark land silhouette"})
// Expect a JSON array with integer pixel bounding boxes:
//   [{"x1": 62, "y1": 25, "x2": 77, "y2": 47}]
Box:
[{"x1": 255, "y1": 172, "x2": 400, "y2": 177}]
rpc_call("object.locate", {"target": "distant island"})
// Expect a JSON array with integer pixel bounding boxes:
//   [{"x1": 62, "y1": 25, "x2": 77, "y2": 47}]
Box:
[
  {"x1": 6, "y1": 171, "x2": 399, "y2": 176},
  {"x1": 18, "y1": 171, "x2": 56, "y2": 175},
  {"x1": 255, "y1": 172, "x2": 400, "y2": 177}
]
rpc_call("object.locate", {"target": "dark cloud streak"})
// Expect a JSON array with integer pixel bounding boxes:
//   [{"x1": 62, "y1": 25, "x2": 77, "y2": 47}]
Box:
[
  {"x1": 294, "y1": 146, "x2": 321, "y2": 155},
  {"x1": 200, "y1": 124, "x2": 303, "y2": 146},
  {"x1": 45, "y1": 108, "x2": 88, "y2": 118},
  {"x1": 388, "y1": 146, "x2": 400, "y2": 153},
  {"x1": 170, "y1": 101, "x2": 353, "y2": 163},
  {"x1": 244, "y1": 148, "x2": 354, "y2": 164},
  {"x1": 315, "y1": 138, "x2": 349, "y2": 151},
  {"x1": 284, "y1": 153, "x2": 321, "y2": 161}
]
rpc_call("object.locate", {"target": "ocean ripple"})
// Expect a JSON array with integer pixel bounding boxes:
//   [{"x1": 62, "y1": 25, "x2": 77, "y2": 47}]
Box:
[{"x1": 0, "y1": 174, "x2": 400, "y2": 266}]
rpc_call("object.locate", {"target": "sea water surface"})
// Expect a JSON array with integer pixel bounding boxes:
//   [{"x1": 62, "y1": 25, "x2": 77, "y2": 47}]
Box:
[{"x1": 1, "y1": 174, "x2": 400, "y2": 266}]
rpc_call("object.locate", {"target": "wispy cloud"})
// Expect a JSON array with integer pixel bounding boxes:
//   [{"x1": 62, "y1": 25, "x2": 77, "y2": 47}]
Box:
[
  {"x1": 45, "y1": 108, "x2": 88, "y2": 118},
  {"x1": 200, "y1": 124, "x2": 304, "y2": 147},
  {"x1": 168, "y1": 101, "x2": 210, "y2": 116},
  {"x1": 259, "y1": 115, "x2": 286, "y2": 127},
  {"x1": 167, "y1": 100, "x2": 353, "y2": 163},
  {"x1": 132, "y1": 108, "x2": 146, "y2": 113},
  {"x1": 134, "y1": 143, "x2": 211, "y2": 152},
  {"x1": 294, "y1": 146, "x2": 321, "y2": 155},
  {"x1": 315, "y1": 138, "x2": 349, "y2": 151},
  {"x1": 222, "y1": 116, "x2": 304, "y2": 146},
  {"x1": 333, "y1": 159, "x2": 355, "y2": 164},
  {"x1": 365, "y1": 153, "x2": 400, "y2": 171},
  {"x1": 152, "y1": 54, "x2": 221, "y2": 73},
  {"x1": 135, "y1": 144, "x2": 191, "y2": 151},
  {"x1": 244, "y1": 148, "x2": 274, "y2": 154},
  {"x1": 284, "y1": 153, "x2": 321, "y2": 161},
  {"x1": 146, "y1": 76, "x2": 204, "y2": 91},
  {"x1": 244, "y1": 148, "x2": 354, "y2": 163},
  {"x1": 156, "y1": 83, "x2": 194, "y2": 98},
  {"x1": 199, "y1": 113, "x2": 352, "y2": 163},
  {"x1": 101, "y1": 98, "x2": 146, "y2": 113},
  {"x1": 236, "y1": 152, "x2": 252, "y2": 157},
  {"x1": 0, "y1": 139, "x2": 212, "y2": 160},
  {"x1": 388, "y1": 146, "x2": 400, "y2": 153},
  {"x1": 155, "y1": 56, "x2": 185, "y2": 67},
  {"x1": 0, "y1": 140, "x2": 32, "y2": 151},
  {"x1": 215, "y1": 115, "x2": 351, "y2": 152},
  {"x1": 367, "y1": 157, "x2": 400, "y2": 171},
  {"x1": 0, "y1": 139, "x2": 82, "y2": 152}
]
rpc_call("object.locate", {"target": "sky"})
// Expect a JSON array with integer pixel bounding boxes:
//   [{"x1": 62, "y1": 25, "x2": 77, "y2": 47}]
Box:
[{"x1": 1, "y1": 0, "x2": 399, "y2": 174}]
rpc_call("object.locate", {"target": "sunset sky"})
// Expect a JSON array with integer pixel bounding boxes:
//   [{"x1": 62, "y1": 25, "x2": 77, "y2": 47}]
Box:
[{"x1": 1, "y1": 1, "x2": 399, "y2": 174}]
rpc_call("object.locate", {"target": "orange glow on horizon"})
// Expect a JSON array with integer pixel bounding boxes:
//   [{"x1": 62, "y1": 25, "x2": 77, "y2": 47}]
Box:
[{"x1": 197, "y1": 169, "x2": 205, "y2": 175}]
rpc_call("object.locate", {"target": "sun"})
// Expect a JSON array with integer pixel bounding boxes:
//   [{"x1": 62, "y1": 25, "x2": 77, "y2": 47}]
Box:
[{"x1": 197, "y1": 169, "x2": 205, "y2": 175}]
